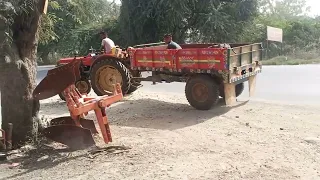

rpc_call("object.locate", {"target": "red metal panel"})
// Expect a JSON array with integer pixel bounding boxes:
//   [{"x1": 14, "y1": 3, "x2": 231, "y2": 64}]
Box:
[
  {"x1": 197, "y1": 48, "x2": 226, "y2": 70},
  {"x1": 153, "y1": 50, "x2": 177, "y2": 69},
  {"x1": 175, "y1": 49, "x2": 199, "y2": 70},
  {"x1": 129, "y1": 48, "x2": 228, "y2": 71},
  {"x1": 133, "y1": 50, "x2": 153, "y2": 68}
]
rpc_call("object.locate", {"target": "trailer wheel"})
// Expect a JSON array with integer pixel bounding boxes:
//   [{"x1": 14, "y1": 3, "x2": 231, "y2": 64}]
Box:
[
  {"x1": 185, "y1": 75, "x2": 220, "y2": 110},
  {"x1": 90, "y1": 59, "x2": 131, "y2": 96},
  {"x1": 219, "y1": 82, "x2": 244, "y2": 98},
  {"x1": 58, "y1": 79, "x2": 92, "y2": 101}
]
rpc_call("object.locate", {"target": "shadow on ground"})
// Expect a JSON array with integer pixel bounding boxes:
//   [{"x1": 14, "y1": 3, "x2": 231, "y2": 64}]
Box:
[
  {"x1": 39, "y1": 97, "x2": 249, "y2": 130},
  {"x1": 106, "y1": 98, "x2": 248, "y2": 130},
  {"x1": 0, "y1": 144, "x2": 130, "y2": 180}
]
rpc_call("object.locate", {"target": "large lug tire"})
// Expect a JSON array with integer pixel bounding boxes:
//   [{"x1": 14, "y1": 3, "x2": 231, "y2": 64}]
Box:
[
  {"x1": 219, "y1": 82, "x2": 244, "y2": 98},
  {"x1": 185, "y1": 75, "x2": 220, "y2": 110},
  {"x1": 127, "y1": 70, "x2": 142, "y2": 94},
  {"x1": 90, "y1": 59, "x2": 131, "y2": 96},
  {"x1": 58, "y1": 79, "x2": 92, "y2": 101},
  {"x1": 58, "y1": 93, "x2": 66, "y2": 101}
]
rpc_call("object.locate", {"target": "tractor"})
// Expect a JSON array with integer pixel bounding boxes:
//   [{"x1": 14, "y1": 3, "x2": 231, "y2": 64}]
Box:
[{"x1": 56, "y1": 45, "x2": 145, "y2": 100}]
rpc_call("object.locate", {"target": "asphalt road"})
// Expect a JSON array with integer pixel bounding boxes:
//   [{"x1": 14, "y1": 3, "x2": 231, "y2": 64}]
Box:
[{"x1": 35, "y1": 64, "x2": 320, "y2": 105}]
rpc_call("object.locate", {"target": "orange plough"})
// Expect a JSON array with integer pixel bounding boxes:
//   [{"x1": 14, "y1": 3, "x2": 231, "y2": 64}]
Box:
[{"x1": 33, "y1": 60, "x2": 123, "y2": 149}]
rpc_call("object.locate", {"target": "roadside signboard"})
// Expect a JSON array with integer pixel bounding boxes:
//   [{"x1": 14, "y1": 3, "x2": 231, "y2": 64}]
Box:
[{"x1": 267, "y1": 26, "x2": 283, "y2": 42}]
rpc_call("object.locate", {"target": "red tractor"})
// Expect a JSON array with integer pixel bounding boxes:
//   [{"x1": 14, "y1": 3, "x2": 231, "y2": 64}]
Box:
[{"x1": 56, "y1": 46, "x2": 144, "y2": 100}]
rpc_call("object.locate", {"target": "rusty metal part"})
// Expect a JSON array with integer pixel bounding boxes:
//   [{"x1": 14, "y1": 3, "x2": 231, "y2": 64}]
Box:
[
  {"x1": 58, "y1": 79, "x2": 91, "y2": 101},
  {"x1": 75, "y1": 79, "x2": 91, "y2": 94},
  {"x1": 33, "y1": 60, "x2": 81, "y2": 100},
  {"x1": 34, "y1": 59, "x2": 123, "y2": 149},
  {"x1": 40, "y1": 84, "x2": 122, "y2": 148},
  {"x1": 50, "y1": 116, "x2": 76, "y2": 126},
  {"x1": 78, "y1": 118, "x2": 98, "y2": 134},
  {"x1": 43, "y1": 125, "x2": 95, "y2": 149},
  {"x1": 64, "y1": 83, "x2": 123, "y2": 144},
  {"x1": 50, "y1": 117, "x2": 98, "y2": 134}
]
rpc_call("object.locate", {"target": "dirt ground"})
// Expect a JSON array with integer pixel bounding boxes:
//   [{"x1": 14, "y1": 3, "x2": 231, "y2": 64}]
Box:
[{"x1": 0, "y1": 89, "x2": 319, "y2": 180}]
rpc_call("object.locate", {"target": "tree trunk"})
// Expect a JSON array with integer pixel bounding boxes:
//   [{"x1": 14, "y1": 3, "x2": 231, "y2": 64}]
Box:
[
  {"x1": 0, "y1": 0, "x2": 46, "y2": 147},
  {"x1": 1, "y1": 51, "x2": 40, "y2": 146}
]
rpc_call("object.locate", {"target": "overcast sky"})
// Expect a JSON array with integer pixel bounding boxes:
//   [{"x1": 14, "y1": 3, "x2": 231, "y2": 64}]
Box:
[
  {"x1": 112, "y1": 0, "x2": 319, "y2": 17},
  {"x1": 306, "y1": 0, "x2": 319, "y2": 16}
]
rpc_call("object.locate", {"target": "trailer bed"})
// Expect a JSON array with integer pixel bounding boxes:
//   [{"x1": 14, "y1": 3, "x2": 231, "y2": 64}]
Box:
[{"x1": 128, "y1": 43, "x2": 262, "y2": 83}]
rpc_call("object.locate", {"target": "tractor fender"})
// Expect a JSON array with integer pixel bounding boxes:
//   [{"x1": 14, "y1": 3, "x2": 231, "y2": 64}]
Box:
[{"x1": 89, "y1": 54, "x2": 120, "y2": 73}]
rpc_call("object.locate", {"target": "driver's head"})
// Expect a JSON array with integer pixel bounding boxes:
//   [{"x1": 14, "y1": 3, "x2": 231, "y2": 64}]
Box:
[
  {"x1": 99, "y1": 31, "x2": 107, "y2": 39},
  {"x1": 163, "y1": 34, "x2": 172, "y2": 44}
]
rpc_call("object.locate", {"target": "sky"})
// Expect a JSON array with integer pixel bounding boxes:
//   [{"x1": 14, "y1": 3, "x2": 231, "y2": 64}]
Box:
[
  {"x1": 112, "y1": 0, "x2": 320, "y2": 17},
  {"x1": 306, "y1": 0, "x2": 320, "y2": 16}
]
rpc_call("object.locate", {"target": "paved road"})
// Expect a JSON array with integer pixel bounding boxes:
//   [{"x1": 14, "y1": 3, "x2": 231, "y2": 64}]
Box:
[{"x1": 35, "y1": 64, "x2": 320, "y2": 105}]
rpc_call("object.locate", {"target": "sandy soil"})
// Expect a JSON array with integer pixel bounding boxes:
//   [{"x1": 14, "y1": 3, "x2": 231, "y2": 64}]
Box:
[{"x1": 0, "y1": 89, "x2": 320, "y2": 180}]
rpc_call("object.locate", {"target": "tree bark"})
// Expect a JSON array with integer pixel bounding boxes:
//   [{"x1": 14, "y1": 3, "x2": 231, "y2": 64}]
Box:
[
  {"x1": 1, "y1": 45, "x2": 40, "y2": 147},
  {"x1": 0, "y1": 0, "x2": 46, "y2": 147}
]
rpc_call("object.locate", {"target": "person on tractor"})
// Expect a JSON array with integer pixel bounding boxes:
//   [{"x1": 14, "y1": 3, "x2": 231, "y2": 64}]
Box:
[
  {"x1": 99, "y1": 31, "x2": 115, "y2": 54},
  {"x1": 163, "y1": 34, "x2": 182, "y2": 49}
]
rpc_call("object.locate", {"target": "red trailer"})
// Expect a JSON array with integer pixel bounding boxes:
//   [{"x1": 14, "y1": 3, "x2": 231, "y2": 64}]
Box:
[{"x1": 127, "y1": 43, "x2": 262, "y2": 110}]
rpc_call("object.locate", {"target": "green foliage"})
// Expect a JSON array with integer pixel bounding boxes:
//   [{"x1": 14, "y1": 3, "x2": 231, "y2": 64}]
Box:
[
  {"x1": 118, "y1": 0, "x2": 258, "y2": 46},
  {"x1": 240, "y1": 0, "x2": 320, "y2": 61},
  {"x1": 34, "y1": 0, "x2": 320, "y2": 65},
  {"x1": 37, "y1": 0, "x2": 120, "y2": 64},
  {"x1": 66, "y1": 19, "x2": 120, "y2": 55}
]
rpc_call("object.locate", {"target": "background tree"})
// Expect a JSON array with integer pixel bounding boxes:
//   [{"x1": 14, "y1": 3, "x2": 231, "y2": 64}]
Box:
[
  {"x1": 239, "y1": 0, "x2": 320, "y2": 59},
  {"x1": 37, "y1": 0, "x2": 120, "y2": 64},
  {"x1": 0, "y1": 0, "x2": 46, "y2": 146},
  {"x1": 118, "y1": 0, "x2": 258, "y2": 46}
]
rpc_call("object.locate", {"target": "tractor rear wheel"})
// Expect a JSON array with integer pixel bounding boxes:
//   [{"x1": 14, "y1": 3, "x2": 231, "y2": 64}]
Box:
[
  {"x1": 90, "y1": 59, "x2": 131, "y2": 96},
  {"x1": 185, "y1": 75, "x2": 220, "y2": 110},
  {"x1": 219, "y1": 82, "x2": 244, "y2": 98},
  {"x1": 127, "y1": 70, "x2": 142, "y2": 94},
  {"x1": 58, "y1": 79, "x2": 91, "y2": 101}
]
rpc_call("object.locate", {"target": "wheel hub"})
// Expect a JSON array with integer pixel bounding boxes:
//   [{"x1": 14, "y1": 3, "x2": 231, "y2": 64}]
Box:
[
  {"x1": 75, "y1": 80, "x2": 89, "y2": 94},
  {"x1": 96, "y1": 65, "x2": 122, "y2": 93},
  {"x1": 192, "y1": 83, "x2": 209, "y2": 102}
]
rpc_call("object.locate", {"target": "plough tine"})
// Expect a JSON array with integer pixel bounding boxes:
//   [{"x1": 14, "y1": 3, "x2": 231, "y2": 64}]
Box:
[
  {"x1": 34, "y1": 56, "x2": 123, "y2": 148},
  {"x1": 42, "y1": 125, "x2": 95, "y2": 149},
  {"x1": 50, "y1": 117, "x2": 98, "y2": 134},
  {"x1": 50, "y1": 116, "x2": 76, "y2": 126},
  {"x1": 80, "y1": 118, "x2": 98, "y2": 134}
]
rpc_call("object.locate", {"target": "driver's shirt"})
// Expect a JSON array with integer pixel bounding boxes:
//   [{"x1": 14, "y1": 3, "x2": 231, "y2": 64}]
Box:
[
  {"x1": 101, "y1": 37, "x2": 115, "y2": 54},
  {"x1": 167, "y1": 41, "x2": 182, "y2": 49}
]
